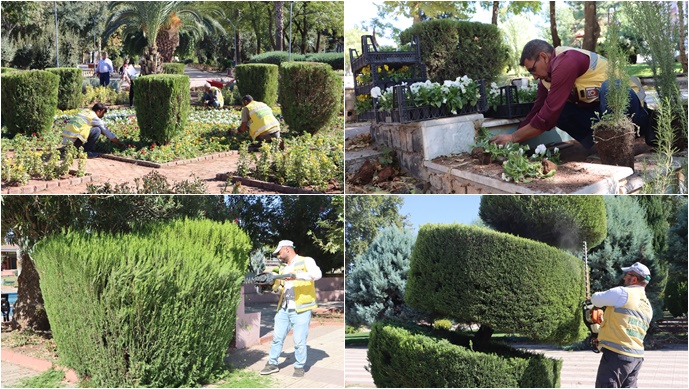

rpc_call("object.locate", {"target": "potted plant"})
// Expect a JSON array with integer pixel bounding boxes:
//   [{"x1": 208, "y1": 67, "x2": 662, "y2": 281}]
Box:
[{"x1": 592, "y1": 21, "x2": 636, "y2": 169}]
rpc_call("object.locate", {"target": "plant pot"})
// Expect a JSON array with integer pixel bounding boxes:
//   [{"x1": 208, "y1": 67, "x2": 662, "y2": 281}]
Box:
[{"x1": 593, "y1": 121, "x2": 636, "y2": 169}]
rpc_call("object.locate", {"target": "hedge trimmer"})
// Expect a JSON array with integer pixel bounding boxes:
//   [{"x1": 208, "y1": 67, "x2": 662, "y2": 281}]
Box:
[
  {"x1": 247, "y1": 272, "x2": 296, "y2": 294},
  {"x1": 582, "y1": 241, "x2": 604, "y2": 353}
]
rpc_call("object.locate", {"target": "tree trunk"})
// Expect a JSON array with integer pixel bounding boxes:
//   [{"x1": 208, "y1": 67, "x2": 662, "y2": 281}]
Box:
[
  {"x1": 550, "y1": 1, "x2": 561, "y2": 47},
  {"x1": 141, "y1": 45, "x2": 161, "y2": 75},
  {"x1": 268, "y1": 8, "x2": 275, "y2": 50},
  {"x1": 492, "y1": 1, "x2": 499, "y2": 25},
  {"x1": 582, "y1": 1, "x2": 600, "y2": 52},
  {"x1": 274, "y1": 1, "x2": 284, "y2": 51},
  {"x1": 679, "y1": 1, "x2": 687, "y2": 74},
  {"x1": 12, "y1": 252, "x2": 50, "y2": 331},
  {"x1": 474, "y1": 324, "x2": 494, "y2": 344},
  {"x1": 300, "y1": 4, "x2": 308, "y2": 54},
  {"x1": 316, "y1": 30, "x2": 322, "y2": 52},
  {"x1": 155, "y1": 26, "x2": 180, "y2": 63}
]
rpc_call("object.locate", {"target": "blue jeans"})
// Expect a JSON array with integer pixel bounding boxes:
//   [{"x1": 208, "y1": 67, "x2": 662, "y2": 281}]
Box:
[
  {"x1": 268, "y1": 308, "x2": 312, "y2": 369},
  {"x1": 556, "y1": 80, "x2": 649, "y2": 149},
  {"x1": 99, "y1": 72, "x2": 110, "y2": 87}
]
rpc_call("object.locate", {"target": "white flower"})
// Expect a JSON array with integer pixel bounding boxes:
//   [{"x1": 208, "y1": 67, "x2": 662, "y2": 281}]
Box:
[
  {"x1": 502, "y1": 173, "x2": 510, "y2": 182},
  {"x1": 370, "y1": 86, "x2": 382, "y2": 98},
  {"x1": 553, "y1": 147, "x2": 559, "y2": 154},
  {"x1": 535, "y1": 144, "x2": 546, "y2": 155},
  {"x1": 491, "y1": 82, "x2": 498, "y2": 89}
]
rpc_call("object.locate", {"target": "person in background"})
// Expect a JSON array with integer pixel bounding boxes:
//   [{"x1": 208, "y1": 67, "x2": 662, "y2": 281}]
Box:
[
  {"x1": 202, "y1": 82, "x2": 224, "y2": 108},
  {"x1": 119, "y1": 58, "x2": 138, "y2": 107},
  {"x1": 96, "y1": 51, "x2": 114, "y2": 87}
]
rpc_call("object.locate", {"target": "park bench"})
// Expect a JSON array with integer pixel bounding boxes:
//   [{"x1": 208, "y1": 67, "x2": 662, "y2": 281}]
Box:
[{"x1": 655, "y1": 317, "x2": 688, "y2": 333}]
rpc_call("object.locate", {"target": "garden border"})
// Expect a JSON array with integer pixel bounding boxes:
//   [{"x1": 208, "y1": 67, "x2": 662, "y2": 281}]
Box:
[
  {"x1": 99, "y1": 151, "x2": 237, "y2": 168},
  {"x1": 1, "y1": 173, "x2": 99, "y2": 194},
  {"x1": 215, "y1": 173, "x2": 322, "y2": 194}
]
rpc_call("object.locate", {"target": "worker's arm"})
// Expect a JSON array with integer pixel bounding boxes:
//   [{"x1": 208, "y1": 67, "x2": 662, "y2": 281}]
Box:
[
  {"x1": 490, "y1": 124, "x2": 546, "y2": 145},
  {"x1": 236, "y1": 121, "x2": 248, "y2": 134},
  {"x1": 591, "y1": 286, "x2": 628, "y2": 308},
  {"x1": 236, "y1": 107, "x2": 250, "y2": 133},
  {"x1": 295, "y1": 256, "x2": 322, "y2": 282},
  {"x1": 92, "y1": 118, "x2": 126, "y2": 147}
]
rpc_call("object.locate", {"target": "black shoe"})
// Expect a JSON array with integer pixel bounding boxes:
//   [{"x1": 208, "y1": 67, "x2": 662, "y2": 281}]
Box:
[
  {"x1": 86, "y1": 151, "x2": 100, "y2": 158},
  {"x1": 293, "y1": 367, "x2": 304, "y2": 378},
  {"x1": 247, "y1": 144, "x2": 260, "y2": 152},
  {"x1": 260, "y1": 363, "x2": 279, "y2": 375},
  {"x1": 644, "y1": 108, "x2": 657, "y2": 147}
]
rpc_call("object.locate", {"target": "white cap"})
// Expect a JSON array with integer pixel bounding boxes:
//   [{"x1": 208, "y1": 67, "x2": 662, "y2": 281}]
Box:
[
  {"x1": 621, "y1": 262, "x2": 651, "y2": 281},
  {"x1": 204, "y1": 82, "x2": 211, "y2": 88},
  {"x1": 273, "y1": 240, "x2": 294, "y2": 255}
]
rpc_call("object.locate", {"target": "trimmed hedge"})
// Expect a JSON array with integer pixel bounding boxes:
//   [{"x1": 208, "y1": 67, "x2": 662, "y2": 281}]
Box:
[
  {"x1": 133, "y1": 74, "x2": 190, "y2": 144},
  {"x1": 305, "y1": 52, "x2": 344, "y2": 70},
  {"x1": 1, "y1": 67, "x2": 19, "y2": 73},
  {"x1": 1, "y1": 70, "x2": 59, "y2": 136},
  {"x1": 406, "y1": 224, "x2": 587, "y2": 345},
  {"x1": 479, "y1": 195, "x2": 607, "y2": 250},
  {"x1": 368, "y1": 321, "x2": 562, "y2": 388},
  {"x1": 162, "y1": 63, "x2": 186, "y2": 75},
  {"x1": 279, "y1": 62, "x2": 341, "y2": 135},
  {"x1": 46, "y1": 67, "x2": 84, "y2": 110},
  {"x1": 32, "y1": 219, "x2": 251, "y2": 387},
  {"x1": 234, "y1": 64, "x2": 279, "y2": 106},
  {"x1": 400, "y1": 19, "x2": 509, "y2": 83},
  {"x1": 247, "y1": 51, "x2": 307, "y2": 66}
]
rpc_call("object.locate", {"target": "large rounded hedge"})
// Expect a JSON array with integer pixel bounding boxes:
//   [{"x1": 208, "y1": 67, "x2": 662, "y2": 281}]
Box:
[
  {"x1": 46, "y1": 67, "x2": 84, "y2": 110},
  {"x1": 279, "y1": 62, "x2": 341, "y2": 135},
  {"x1": 162, "y1": 63, "x2": 186, "y2": 75},
  {"x1": 235, "y1": 64, "x2": 279, "y2": 106},
  {"x1": 406, "y1": 224, "x2": 587, "y2": 345},
  {"x1": 1, "y1": 70, "x2": 59, "y2": 136},
  {"x1": 32, "y1": 219, "x2": 251, "y2": 387},
  {"x1": 479, "y1": 195, "x2": 607, "y2": 250},
  {"x1": 133, "y1": 74, "x2": 190, "y2": 144},
  {"x1": 368, "y1": 321, "x2": 562, "y2": 388},
  {"x1": 400, "y1": 19, "x2": 509, "y2": 83}
]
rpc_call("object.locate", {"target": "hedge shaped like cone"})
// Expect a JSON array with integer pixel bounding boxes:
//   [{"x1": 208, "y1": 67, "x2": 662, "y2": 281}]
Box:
[
  {"x1": 406, "y1": 224, "x2": 587, "y2": 345},
  {"x1": 133, "y1": 74, "x2": 190, "y2": 144},
  {"x1": 32, "y1": 218, "x2": 251, "y2": 387},
  {"x1": 1, "y1": 70, "x2": 59, "y2": 136}
]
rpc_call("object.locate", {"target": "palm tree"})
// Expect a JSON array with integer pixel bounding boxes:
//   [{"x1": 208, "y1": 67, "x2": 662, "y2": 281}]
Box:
[{"x1": 104, "y1": 1, "x2": 225, "y2": 74}]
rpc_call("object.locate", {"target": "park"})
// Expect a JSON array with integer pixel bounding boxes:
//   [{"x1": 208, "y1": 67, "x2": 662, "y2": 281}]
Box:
[
  {"x1": 344, "y1": 1, "x2": 688, "y2": 194},
  {"x1": 1, "y1": 195, "x2": 345, "y2": 387},
  {"x1": 1, "y1": 1, "x2": 344, "y2": 194},
  {"x1": 344, "y1": 194, "x2": 688, "y2": 387}
]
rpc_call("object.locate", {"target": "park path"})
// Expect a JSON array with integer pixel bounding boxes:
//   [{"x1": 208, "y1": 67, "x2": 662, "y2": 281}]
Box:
[{"x1": 345, "y1": 343, "x2": 688, "y2": 388}]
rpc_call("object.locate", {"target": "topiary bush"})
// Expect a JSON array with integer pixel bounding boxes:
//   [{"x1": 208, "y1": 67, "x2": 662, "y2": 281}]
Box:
[
  {"x1": 234, "y1": 64, "x2": 279, "y2": 106},
  {"x1": 1, "y1": 67, "x2": 19, "y2": 74},
  {"x1": 32, "y1": 218, "x2": 251, "y2": 387},
  {"x1": 247, "y1": 50, "x2": 306, "y2": 66},
  {"x1": 400, "y1": 19, "x2": 509, "y2": 83},
  {"x1": 279, "y1": 62, "x2": 341, "y2": 135},
  {"x1": 368, "y1": 321, "x2": 562, "y2": 388},
  {"x1": 406, "y1": 224, "x2": 587, "y2": 345},
  {"x1": 1, "y1": 70, "x2": 59, "y2": 137},
  {"x1": 479, "y1": 195, "x2": 608, "y2": 250},
  {"x1": 46, "y1": 67, "x2": 84, "y2": 110},
  {"x1": 133, "y1": 74, "x2": 190, "y2": 144},
  {"x1": 305, "y1": 52, "x2": 344, "y2": 70},
  {"x1": 162, "y1": 63, "x2": 186, "y2": 75}
]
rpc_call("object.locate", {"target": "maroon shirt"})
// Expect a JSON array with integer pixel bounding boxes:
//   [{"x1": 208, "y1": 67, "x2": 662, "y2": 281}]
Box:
[{"x1": 519, "y1": 49, "x2": 594, "y2": 131}]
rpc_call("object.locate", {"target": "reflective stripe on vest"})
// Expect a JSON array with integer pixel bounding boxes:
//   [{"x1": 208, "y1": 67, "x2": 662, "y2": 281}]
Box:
[
  {"x1": 276, "y1": 256, "x2": 318, "y2": 313},
  {"x1": 62, "y1": 110, "x2": 97, "y2": 143},
  {"x1": 597, "y1": 287, "x2": 653, "y2": 357},
  {"x1": 245, "y1": 101, "x2": 280, "y2": 140}
]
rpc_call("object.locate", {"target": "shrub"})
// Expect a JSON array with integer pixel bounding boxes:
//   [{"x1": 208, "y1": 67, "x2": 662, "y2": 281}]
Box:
[
  {"x1": 368, "y1": 321, "x2": 562, "y2": 388},
  {"x1": 279, "y1": 62, "x2": 341, "y2": 135},
  {"x1": 479, "y1": 195, "x2": 607, "y2": 250},
  {"x1": 247, "y1": 50, "x2": 306, "y2": 66},
  {"x1": 304, "y1": 52, "x2": 345, "y2": 70},
  {"x1": 432, "y1": 319, "x2": 453, "y2": 331},
  {"x1": 664, "y1": 273, "x2": 688, "y2": 317},
  {"x1": 1, "y1": 67, "x2": 19, "y2": 74},
  {"x1": 406, "y1": 224, "x2": 587, "y2": 345},
  {"x1": 162, "y1": 62, "x2": 186, "y2": 75},
  {"x1": 46, "y1": 67, "x2": 84, "y2": 110},
  {"x1": 82, "y1": 85, "x2": 118, "y2": 106},
  {"x1": 234, "y1": 64, "x2": 279, "y2": 106},
  {"x1": 400, "y1": 19, "x2": 509, "y2": 83},
  {"x1": 134, "y1": 74, "x2": 191, "y2": 144},
  {"x1": 32, "y1": 218, "x2": 251, "y2": 387},
  {"x1": 1, "y1": 70, "x2": 59, "y2": 136},
  {"x1": 345, "y1": 227, "x2": 418, "y2": 328}
]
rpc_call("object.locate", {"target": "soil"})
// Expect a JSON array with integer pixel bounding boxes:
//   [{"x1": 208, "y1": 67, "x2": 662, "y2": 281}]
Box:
[
  {"x1": 593, "y1": 121, "x2": 636, "y2": 169},
  {"x1": 0, "y1": 326, "x2": 59, "y2": 363}
]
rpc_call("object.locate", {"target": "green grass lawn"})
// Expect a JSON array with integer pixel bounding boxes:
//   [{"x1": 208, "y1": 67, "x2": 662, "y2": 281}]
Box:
[
  {"x1": 345, "y1": 331, "x2": 370, "y2": 346},
  {"x1": 627, "y1": 62, "x2": 685, "y2": 77},
  {"x1": 213, "y1": 368, "x2": 274, "y2": 388},
  {"x1": 14, "y1": 369, "x2": 65, "y2": 388}
]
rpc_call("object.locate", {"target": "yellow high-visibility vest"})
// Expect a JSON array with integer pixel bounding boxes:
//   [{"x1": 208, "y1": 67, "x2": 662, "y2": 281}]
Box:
[
  {"x1": 209, "y1": 86, "x2": 224, "y2": 108},
  {"x1": 276, "y1": 256, "x2": 318, "y2": 313},
  {"x1": 597, "y1": 287, "x2": 653, "y2": 357},
  {"x1": 62, "y1": 109, "x2": 99, "y2": 143},
  {"x1": 245, "y1": 101, "x2": 280, "y2": 140}
]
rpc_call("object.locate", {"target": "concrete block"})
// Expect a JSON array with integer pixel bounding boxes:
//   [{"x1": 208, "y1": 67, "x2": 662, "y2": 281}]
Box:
[
  {"x1": 236, "y1": 288, "x2": 261, "y2": 349},
  {"x1": 466, "y1": 185, "x2": 482, "y2": 194},
  {"x1": 451, "y1": 179, "x2": 467, "y2": 194}
]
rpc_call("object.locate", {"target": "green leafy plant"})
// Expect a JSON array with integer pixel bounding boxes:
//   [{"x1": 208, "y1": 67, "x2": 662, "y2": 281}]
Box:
[
  {"x1": 1, "y1": 70, "x2": 59, "y2": 136},
  {"x1": 235, "y1": 64, "x2": 279, "y2": 106}
]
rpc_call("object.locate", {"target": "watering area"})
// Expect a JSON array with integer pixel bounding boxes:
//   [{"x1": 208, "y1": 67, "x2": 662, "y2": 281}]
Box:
[{"x1": 345, "y1": 79, "x2": 688, "y2": 194}]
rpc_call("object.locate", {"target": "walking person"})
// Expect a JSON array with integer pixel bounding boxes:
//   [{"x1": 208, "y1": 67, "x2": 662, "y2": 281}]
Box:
[
  {"x1": 96, "y1": 51, "x2": 114, "y2": 87},
  {"x1": 591, "y1": 262, "x2": 653, "y2": 388},
  {"x1": 260, "y1": 240, "x2": 322, "y2": 378},
  {"x1": 119, "y1": 58, "x2": 138, "y2": 106}
]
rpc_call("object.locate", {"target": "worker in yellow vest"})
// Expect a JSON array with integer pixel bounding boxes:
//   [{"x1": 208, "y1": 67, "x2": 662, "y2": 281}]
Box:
[
  {"x1": 260, "y1": 240, "x2": 322, "y2": 378},
  {"x1": 491, "y1": 39, "x2": 651, "y2": 149},
  {"x1": 236, "y1": 95, "x2": 281, "y2": 151},
  {"x1": 61, "y1": 103, "x2": 125, "y2": 155},
  {"x1": 591, "y1": 262, "x2": 653, "y2": 388},
  {"x1": 202, "y1": 82, "x2": 224, "y2": 108}
]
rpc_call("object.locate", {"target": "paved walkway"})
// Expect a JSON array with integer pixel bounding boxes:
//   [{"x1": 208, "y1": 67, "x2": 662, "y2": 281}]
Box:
[{"x1": 345, "y1": 343, "x2": 688, "y2": 388}]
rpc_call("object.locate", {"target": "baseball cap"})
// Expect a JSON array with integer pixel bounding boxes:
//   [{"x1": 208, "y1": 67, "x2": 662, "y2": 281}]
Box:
[
  {"x1": 273, "y1": 240, "x2": 294, "y2": 255},
  {"x1": 621, "y1": 262, "x2": 651, "y2": 281}
]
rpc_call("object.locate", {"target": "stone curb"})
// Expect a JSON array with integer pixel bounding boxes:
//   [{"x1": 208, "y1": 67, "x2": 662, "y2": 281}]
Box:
[
  {"x1": 99, "y1": 151, "x2": 237, "y2": 168},
  {"x1": 216, "y1": 174, "x2": 324, "y2": 194},
  {"x1": 1, "y1": 349, "x2": 79, "y2": 383},
  {"x1": 1, "y1": 174, "x2": 99, "y2": 194}
]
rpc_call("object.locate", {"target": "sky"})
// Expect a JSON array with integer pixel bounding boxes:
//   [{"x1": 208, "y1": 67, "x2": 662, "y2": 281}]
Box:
[{"x1": 399, "y1": 195, "x2": 483, "y2": 233}]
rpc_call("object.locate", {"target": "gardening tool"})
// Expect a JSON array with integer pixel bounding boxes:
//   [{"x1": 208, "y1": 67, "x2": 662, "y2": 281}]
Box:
[
  {"x1": 248, "y1": 272, "x2": 296, "y2": 295},
  {"x1": 582, "y1": 241, "x2": 604, "y2": 353}
]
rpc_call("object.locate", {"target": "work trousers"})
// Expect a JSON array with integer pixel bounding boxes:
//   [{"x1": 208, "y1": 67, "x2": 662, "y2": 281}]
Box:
[
  {"x1": 268, "y1": 307, "x2": 312, "y2": 369},
  {"x1": 73, "y1": 127, "x2": 103, "y2": 152},
  {"x1": 99, "y1": 72, "x2": 110, "y2": 87},
  {"x1": 595, "y1": 348, "x2": 644, "y2": 388}
]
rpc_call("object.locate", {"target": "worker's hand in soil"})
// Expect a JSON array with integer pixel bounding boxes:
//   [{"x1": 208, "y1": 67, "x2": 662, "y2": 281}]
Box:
[{"x1": 490, "y1": 133, "x2": 515, "y2": 146}]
